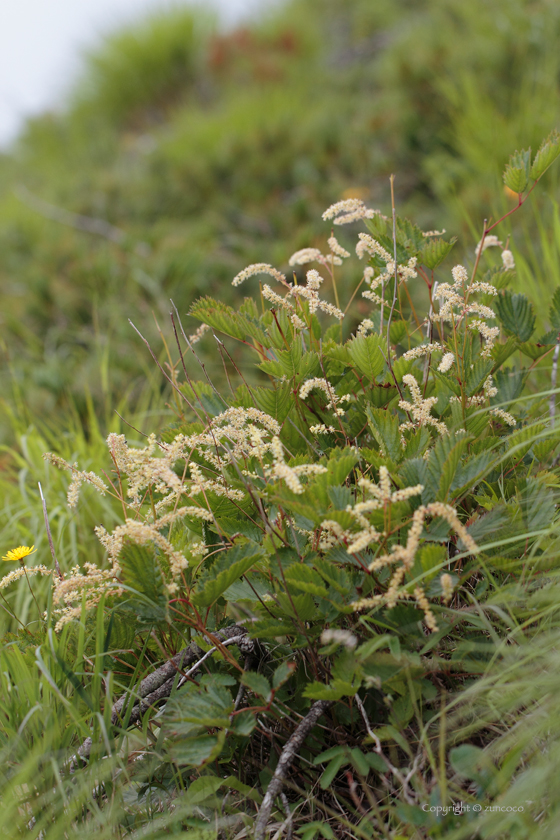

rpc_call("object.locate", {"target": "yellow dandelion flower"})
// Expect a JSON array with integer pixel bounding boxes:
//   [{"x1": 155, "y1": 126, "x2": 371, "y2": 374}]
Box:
[{"x1": 2, "y1": 545, "x2": 37, "y2": 563}]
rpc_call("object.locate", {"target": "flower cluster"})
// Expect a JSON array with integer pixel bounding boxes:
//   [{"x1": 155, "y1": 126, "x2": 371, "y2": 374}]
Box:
[
  {"x1": 398, "y1": 374, "x2": 448, "y2": 436},
  {"x1": 353, "y1": 501, "x2": 478, "y2": 630}
]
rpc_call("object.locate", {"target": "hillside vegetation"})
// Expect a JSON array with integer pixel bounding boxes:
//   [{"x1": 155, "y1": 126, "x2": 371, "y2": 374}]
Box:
[
  {"x1": 1, "y1": 0, "x2": 560, "y2": 430},
  {"x1": 2, "y1": 3, "x2": 560, "y2": 837}
]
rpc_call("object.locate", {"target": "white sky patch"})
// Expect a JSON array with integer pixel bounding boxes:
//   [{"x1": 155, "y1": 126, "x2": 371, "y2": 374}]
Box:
[{"x1": 0, "y1": 0, "x2": 269, "y2": 147}]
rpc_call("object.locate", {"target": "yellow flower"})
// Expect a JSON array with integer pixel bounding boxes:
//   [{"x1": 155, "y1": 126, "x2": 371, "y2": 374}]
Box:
[{"x1": 2, "y1": 545, "x2": 37, "y2": 563}]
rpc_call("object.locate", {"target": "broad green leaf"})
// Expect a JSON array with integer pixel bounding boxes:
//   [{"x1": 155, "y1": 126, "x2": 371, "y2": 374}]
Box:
[
  {"x1": 397, "y1": 216, "x2": 426, "y2": 252},
  {"x1": 491, "y1": 336, "x2": 517, "y2": 369},
  {"x1": 184, "y1": 776, "x2": 224, "y2": 806},
  {"x1": 314, "y1": 557, "x2": 352, "y2": 596},
  {"x1": 420, "y1": 236, "x2": 456, "y2": 270},
  {"x1": 416, "y1": 544, "x2": 446, "y2": 582},
  {"x1": 190, "y1": 296, "x2": 267, "y2": 345},
  {"x1": 507, "y1": 423, "x2": 546, "y2": 460},
  {"x1": 119, "y1": 542, "x2": 167, "y2": 624},
  {"x1": 494, "y1": 290, "x2": 535, "y2": 342},
  {"x1": 449, "y1": 744, "x2": 496, "y2": 788},
  {"x1": 276, "y1": 592, "x2": 317, "y2": 621},
  {"x1": 425, "y1": 434, "x2": 469, "y2": 502},
  {"x1": 231, "y1": 711, "x2": 258, "y2": 736},
  {"x1": 520, "y1": 479, "x2": 555, "y2": 531},
  {"x1": 465, "y1": 359, "x2": 493, "y2": 396},
  {"x1": 517, "y1": 342, "x2": 550, "y2": 360},
  {"x1": 313, "y1": 745, "x2": 346, "y2": 765},
  {"x1": 451, "y1": 451, "x2": 493, "y2": 495},
  {"x1": 284, "y1": 564, "x2": 329, "y2": 598},
  {"x1": 272, "y1": 660, "x2": 295, "y2": 690},
  {"x1": 326, "y1": 447, "x2": 360, "y2": 483},
  {"x1": 260, "y1": 347, "x2": 320, "y2": 382},
  {"x1": 192, "y1": 541, "x2": 265, "y2": 607},
  {"x1": 366, "y1": 405, "x2": 403, "y2": 463},
  {"x1": 248, "y1": 618, "x2": 300, "y2": 638},
  {"x1": 390, "y1": 320, "x2": 408, "y2": 344},
  {"x1": 348, "y1": 334, "x2": 385, "y2": 380},
  {"x1": 491, "y1": 367, "x2": 526, "y2": 407},
  {"x1": 180, "y1": 380, "x2": 228, "y2": 417},
  {"x1": 503, "y1": 148, "x2": 531, "y2": 193},
  {"x1": 241, "y1": 671, "x2": 272, "y2": 702},
  {"x1": 319, "y1": 755, "x2": 346, "y2": 789},
  {"x1": 550, "y1": 286, "x2": 560, "y2": 332},
  {"x1": 168, "y1": 732, "x2": 226, "y2": 767},
  {"x1": 530, "y1": 130, "x2": 560, "y2": 179},
  {"x1": 253, "y1": 383, "x2": 292, "y2": 423},
  {"x1": 302, "y1": 678, "x2": 358, "y2": 700}
]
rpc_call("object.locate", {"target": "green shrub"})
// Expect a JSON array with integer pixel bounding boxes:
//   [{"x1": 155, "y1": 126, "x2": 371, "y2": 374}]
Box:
[{"x1": 3, "y1": 135, "x2": 560, "y2": 836}]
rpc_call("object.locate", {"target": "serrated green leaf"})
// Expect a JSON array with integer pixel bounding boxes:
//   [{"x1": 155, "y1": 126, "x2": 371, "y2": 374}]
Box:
[
  {"x1": 302, "y1": 679, "x2": 358, "y2": 700},
  {"x1": 415, "y1": 544, "x2": 446, "y2": 582},
  {"x1": 248, "y1": 619, "x2": 299, "y2": 638},
  {"x1": 192, "y1": 542, "x2": 265, "y2": 607},
  {"x1": 520, "y1": 478, "x2": 555, "y2": 531},
  {"x1": 166, "y1": 682, "x2": 233, "y2": 729},
  {"x1": 465, "y1": 359, "x2": 493, "y2": 397},
  {"x1": 451, "y1": 451, "x2": 493, "y2": 495},
  {"x1": 491, "y1": 336, "x2": 517, "y2": 369},
  {"x1": 319, "y1": 755, "x2": 346, "y2": 789},
  {"x1": 530, "y1": 130, "x2": 560, "y2": 179},
  {"x1": 314, "y1": 557, "x2": 352, "y2": 596},
  {"x1": 241, "y1": 671, "x2": 272, "y2": 702},
  {"x1": 503, "y1": 148, "x2": 531, "y2": 193},
  {"x1": 420, "y1": 236, "x2": 456, "y2": 270},
  {"x1": 390, "y1": 320, "x2": 408, "y2": 344},
  {"x1": 507, "y1": 423, "x2": 546, "y2": 460},
  {"x1": 517, "y1": 342, "x2": 550, "y2": 360},
  {"x1": 550, "y1": 287, "x2": 560, "y2": 332},
  {"x1": 324, "y1": 448, "x2": 359, "y2": 485},
  {"x1": 231, "y1": 710, "x2": 258, "y2": 736},
  {"x1": 190, "y1": 296, "x2": 267, "y2": 344},
  {"x1": 260, "y1": 347, "x2": 320, "y2": 382},
  {"x1": 348, "y1": 334, "x2": 385, "y2": 380},
  {"x1": 272, "y1": 660, "x2": 295, "y2": 690},
  {"x1": 119, "y1": 542, "x2": 167, "y2": 624},
  {"x1": 184, "y1": 776, "x2": 224, "y2": 806},
  {"x1": 397, "y1": 216, "x2": 426, "y2": 252},
  {"x1": 366, "y1": 405, "x2": 403, "y2": 463},
  {"x1": 253, "y1": 383, "x2": 292, "y2": 423},
  {"x1": 284, "y1": 564, "x2": 329, "y2": 598},
  {"x1": 180, "y1": 380, "x2": 228, "y2": 417},
  {"x1": 491, "y1": 367, "x2": 526, "y2": 408},
  {"x1": 168, "y1": 732, "x2": 226, "y2": 767},
  {"x1": 425, "y1": 434, "x2": 469, "y2": 503},
  {"x1": 494, "y1": 291, "x2": 535, "y2": 342}
]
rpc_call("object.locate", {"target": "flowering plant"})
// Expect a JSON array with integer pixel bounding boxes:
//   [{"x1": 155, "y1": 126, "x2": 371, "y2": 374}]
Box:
[{"x1": 34, "y1": 131, "x2": 560, "y2": 830}]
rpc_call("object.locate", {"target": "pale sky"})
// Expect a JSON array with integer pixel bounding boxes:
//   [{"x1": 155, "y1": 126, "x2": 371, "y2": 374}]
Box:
[{"x1": 0, "y1": 0, "x2": 268, "y2": 147}]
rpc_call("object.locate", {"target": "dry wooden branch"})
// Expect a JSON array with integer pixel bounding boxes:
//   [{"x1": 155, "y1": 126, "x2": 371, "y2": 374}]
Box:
[
  {"x1": 254, "y1": 699, "x2": 333, "y2": 840},
  {"x1": 71, "y1": 624, "x2": 254, "y2": 768}
]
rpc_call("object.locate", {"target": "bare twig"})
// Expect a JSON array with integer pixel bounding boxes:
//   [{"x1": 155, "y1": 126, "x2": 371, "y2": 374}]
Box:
[
  {"x1": 38, "y1": 482, "x2": 63, "y2": 580},
  {"x1": 69, "y1": 625, "x2": 255, "y2": 770},
  {"x1": 254, "y1": 700, "x2": 333, "y2": 840}
]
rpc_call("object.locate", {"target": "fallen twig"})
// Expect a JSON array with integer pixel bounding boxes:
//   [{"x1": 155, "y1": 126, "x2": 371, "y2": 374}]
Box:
[
  {"x1": 254, "y1": 699, "x2": 333, "y2": 840},
  {"x1": 69, "y1": 624, "x2": 255, "y2": 770}
]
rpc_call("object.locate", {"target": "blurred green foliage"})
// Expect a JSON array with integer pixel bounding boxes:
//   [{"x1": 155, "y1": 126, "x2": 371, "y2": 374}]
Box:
[{"x1": 0, "y1": 0, "x2": 559, "y2": 435}]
